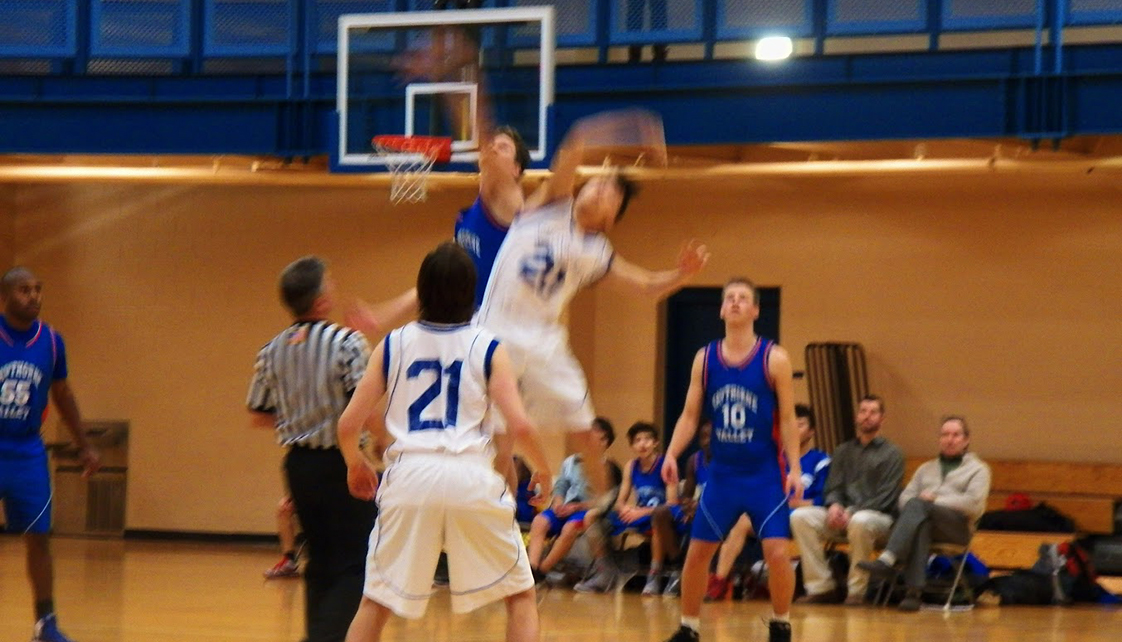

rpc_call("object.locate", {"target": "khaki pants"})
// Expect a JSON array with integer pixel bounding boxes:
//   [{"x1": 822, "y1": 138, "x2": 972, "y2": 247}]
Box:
[{"x1": 790, "y1": 506, "x2": 893, "y2": 598}]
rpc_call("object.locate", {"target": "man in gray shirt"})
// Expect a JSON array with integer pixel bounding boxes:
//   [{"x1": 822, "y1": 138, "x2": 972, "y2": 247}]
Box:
[
  {"x1": 791, "y1": 394, "x2": 904, "y2": 605},
  {"x1": 858, "y1": 416, "x2": 990, "y2": 611}
]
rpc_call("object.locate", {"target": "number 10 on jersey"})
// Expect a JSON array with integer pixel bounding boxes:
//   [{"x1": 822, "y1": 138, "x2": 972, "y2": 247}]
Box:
[{"x1": 407, "y1": 359, "x2": 463, "y2": 431}]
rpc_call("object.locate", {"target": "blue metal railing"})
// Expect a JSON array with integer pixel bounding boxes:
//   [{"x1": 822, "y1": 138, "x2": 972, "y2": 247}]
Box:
[{"x1": 5, "y1": 0, "x2": 1122, "y2": 62}]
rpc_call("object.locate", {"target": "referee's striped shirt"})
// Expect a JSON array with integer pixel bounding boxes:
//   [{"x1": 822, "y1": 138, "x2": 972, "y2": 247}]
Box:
[{"x1": 247, "y1": 320, "x2": 370, "y2": 449}]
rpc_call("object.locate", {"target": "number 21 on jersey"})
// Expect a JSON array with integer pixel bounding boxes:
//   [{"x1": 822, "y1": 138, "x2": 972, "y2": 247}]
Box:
[{"x1": 407, "y1": 359, "x2": 462, "y2": 431}]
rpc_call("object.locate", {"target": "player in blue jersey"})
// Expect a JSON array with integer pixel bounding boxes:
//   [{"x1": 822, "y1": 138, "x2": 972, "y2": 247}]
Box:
[
  {"x1": 660, "y1": 278, "x2": 803, "y2": 642},
  {"x1": 604, "y1": 422, "x2": 687, "y2": 596},
  {"x1": 706, "y1": 404, "x2": 831, "y2": 600},
  {"x1": 0, "y1": 267, "x2": 100, "y2": 642}
]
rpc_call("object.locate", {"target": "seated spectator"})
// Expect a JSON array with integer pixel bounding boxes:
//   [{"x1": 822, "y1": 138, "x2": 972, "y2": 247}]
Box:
[
  {"x1": 527, "y1": 417, "x2": 616, "y2": 580},
  {"x1": 791, "y1": 395, "x2": 904, "y2": 605},
  {"x1": 706, "y1": 404, "x2": 831, "y2": 600},
  {"x1": 858, "y1": 416, "x2": 991, "y2": 611},
  {"x1": 577, "y1": 422, "x2": 688, "y2": 595}
]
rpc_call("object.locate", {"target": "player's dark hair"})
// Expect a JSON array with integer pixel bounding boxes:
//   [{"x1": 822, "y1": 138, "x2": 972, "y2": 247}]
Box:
[
  {"x1": 723, "y1": 277, "x2": 760, "y2": 305},
  {"x1": 940, "y1": 414, "x2": 970, "y2": 438},
  {"x1": 417, "y1": 242, "x2": 477, "y2": 324},
  {"x1": 613, "y1": 172, "x2": 639, "y2": 222},
  {"x1": 592, "y1": 416, "x2": 616, "y2": 447},
  {"x1": 795, "y1": 403, "x2": 815, "y2": 428},
  {"x1": 280, "y1": 256, "x2": 326, "y2": 316},
  {"x1": 860, "y1": 394, "x2": 886, "y2": 414},
  {"x1": 494, "y1": 125, "x2": 531, "y2": 175},
  {"x1": 627, "y1": 421, "x2": 659, "y2": 444}
]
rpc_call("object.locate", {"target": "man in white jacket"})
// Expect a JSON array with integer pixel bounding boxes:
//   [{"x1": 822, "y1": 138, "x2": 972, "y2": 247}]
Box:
[{"x1": 857, "y1": 416, "x2": 991, "y2": 611}]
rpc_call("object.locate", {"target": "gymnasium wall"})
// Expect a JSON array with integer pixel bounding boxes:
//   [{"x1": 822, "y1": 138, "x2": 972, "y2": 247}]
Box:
[
  {"x1": 0, "y1": 187, "x2": 14, "y2": 267},
  {"x1": 9, "y1": 169, "x2": 1122, "y2": 534}
]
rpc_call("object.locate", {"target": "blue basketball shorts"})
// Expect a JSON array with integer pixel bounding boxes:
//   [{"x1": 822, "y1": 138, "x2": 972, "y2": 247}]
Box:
[
  {"x1": 538, "y1": 507, "x2": 588, "y2": 537},
  {"x1": 0, "y1": 450, "x2": 52, "y2": 534},
  {"x1": 691, "y1": 467, "x2": 790, "y2": 542}
]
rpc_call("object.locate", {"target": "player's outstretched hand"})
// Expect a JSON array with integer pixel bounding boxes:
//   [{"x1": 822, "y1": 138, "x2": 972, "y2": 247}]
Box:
[
  {"x1": 785, "y1": 474, "x2": 805, "y2": 507},
  {"x1": 661, "y1": 455, "x2": 679, "y2": 486},
  {"x1": 347, "y1": 462, "x2": 379, "y2": 501},
  {"x1": 678, "y1": 240, "x2": 710, "y2": 277},
  {"x1": 345, "y1": 300, "x2": 384, "y2": 339}
]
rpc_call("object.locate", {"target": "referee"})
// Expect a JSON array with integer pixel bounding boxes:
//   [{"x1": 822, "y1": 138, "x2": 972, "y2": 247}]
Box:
[{"x1": 247, "y1": 256, "x2": 376, "y2": 642}]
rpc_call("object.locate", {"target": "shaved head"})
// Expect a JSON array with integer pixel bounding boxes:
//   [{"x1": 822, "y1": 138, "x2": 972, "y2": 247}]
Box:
[
  {"x1": 1, "y1": 267, "x2": 43, "y2": 327},
  {"x1": 1, "y1": 267, "x2": 35, "y2": 294}
]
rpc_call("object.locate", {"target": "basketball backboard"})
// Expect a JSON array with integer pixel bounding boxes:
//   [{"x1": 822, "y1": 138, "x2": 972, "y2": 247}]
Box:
[{"x1": 335, "y1": 7, "x2": 555, "y2": 171}]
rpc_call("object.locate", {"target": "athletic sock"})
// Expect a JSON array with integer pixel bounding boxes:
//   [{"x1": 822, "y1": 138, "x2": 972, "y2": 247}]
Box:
[
  {"x1": 35, "y1": 600, "x2": 54, "y2": 621},
  {"x1": 681, "y1": 616, "x2": 700, "y2": 632},
  {"x1": 770, "y1": 611, "x2": 790, "y2": 623},
  {"x1": 879, "y1": 551, "x2": 897, "y2": 566},
  {"x1": 283, "y1": 550, "x2": 297, "y2": 562}
]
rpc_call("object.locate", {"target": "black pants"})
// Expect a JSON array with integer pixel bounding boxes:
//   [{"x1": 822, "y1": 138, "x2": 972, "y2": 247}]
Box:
[{"x1": 286, "y1": 446, "x2": 377, "y2": 642}]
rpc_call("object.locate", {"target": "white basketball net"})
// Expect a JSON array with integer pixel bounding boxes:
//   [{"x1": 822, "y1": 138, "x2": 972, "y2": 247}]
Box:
[{"x1": 373, "y1": 144, "x2": 438, "y2": 204}]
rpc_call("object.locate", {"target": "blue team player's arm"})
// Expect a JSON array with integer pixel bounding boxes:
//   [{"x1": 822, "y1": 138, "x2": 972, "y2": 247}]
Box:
[{"x1": 50, "y1": 380, "x2": 100, "y2": 478}]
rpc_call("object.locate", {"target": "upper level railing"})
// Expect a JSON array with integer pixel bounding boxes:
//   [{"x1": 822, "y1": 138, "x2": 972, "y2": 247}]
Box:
[{"x1": 2, "y1": 1, "x2": 1121, "y2": 70}]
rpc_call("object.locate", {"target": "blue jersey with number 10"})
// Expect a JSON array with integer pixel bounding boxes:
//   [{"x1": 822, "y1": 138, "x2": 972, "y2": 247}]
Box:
[
  {"x1": 454, "y1": 196, "x2": 510, "y2": 309},
  {"x1": 0, "y1": 318, "x2": 66, "y2": 456},
  {"x1": 702, "y1": 338, "x2": 782, "y2": 474}
]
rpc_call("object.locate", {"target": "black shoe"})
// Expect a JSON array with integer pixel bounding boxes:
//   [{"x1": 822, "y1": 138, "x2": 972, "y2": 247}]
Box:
[
  {"x1": 856, "y1": 559, "x2": 895, "y2": 579},
  {"x1": 664, "y1": 625, "x2": 700, "y2": 642},
  {"x1": 769, "y1": 620, "x2": 792, "y2": 642},
  {"x1": 898, "y1": 589, "x2": 922, "y2": 612}
]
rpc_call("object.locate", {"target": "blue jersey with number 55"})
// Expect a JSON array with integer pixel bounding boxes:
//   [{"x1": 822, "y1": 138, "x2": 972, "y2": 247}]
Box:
[
  {"x1": 0, "y1": 317, "x2": 66, "y2": 456},
  {"x1": 381, "y1": 321, "x2": 501, "y2": 459},
  {"x1": 701, "y1": 338, "x2": 782, "y2": 475}
]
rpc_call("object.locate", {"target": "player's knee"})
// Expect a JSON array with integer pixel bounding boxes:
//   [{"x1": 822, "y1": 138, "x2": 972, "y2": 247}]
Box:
[
  {"x1": 558, "y1": 520, "x2": 582, "y2": 539},
  {"x1": 789, "y1": 506, "x2": 815, "y2": 530},
  {"x1": 530, "y1": 514, "x2": 550, "y2": 535}
]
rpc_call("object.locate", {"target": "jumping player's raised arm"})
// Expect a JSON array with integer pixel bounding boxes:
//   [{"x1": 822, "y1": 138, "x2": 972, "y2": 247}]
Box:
[
  {"x1": 662, "y1": 348, "x2": 706, "y2": 486},
  {"x1": 525, "y1": 109, "x2": 667, "y2": 212},
  {"x1": 601, "y1": 240, "x2": 709, "y2": 300}
]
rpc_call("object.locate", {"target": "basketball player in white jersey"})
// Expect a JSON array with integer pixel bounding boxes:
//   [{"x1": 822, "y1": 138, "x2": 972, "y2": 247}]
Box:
[
  {"x1": 337, "y1": 242, "x2": 552, "y2": 642},
  {"x1": 476, "y1": 108, "x2": 710, "y2": 497}
]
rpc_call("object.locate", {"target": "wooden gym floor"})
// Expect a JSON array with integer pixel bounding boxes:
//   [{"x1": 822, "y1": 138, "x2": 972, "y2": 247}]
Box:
[{"x1": 1, "y1": 536, "x2": 1118, "y2": 642}]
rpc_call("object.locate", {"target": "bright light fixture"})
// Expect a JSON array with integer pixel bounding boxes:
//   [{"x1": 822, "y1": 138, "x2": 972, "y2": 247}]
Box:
[{"x1": 755, "y1": 36, "x2": 793, "y2": 61}]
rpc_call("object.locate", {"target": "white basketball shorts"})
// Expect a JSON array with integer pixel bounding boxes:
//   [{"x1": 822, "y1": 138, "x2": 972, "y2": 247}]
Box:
[
  {"x1": 487, "y1": 337, "x2": 595, "y2": 433},
  {"x1": 362, "y1": 451, "x2": 534, "y2": 618}
]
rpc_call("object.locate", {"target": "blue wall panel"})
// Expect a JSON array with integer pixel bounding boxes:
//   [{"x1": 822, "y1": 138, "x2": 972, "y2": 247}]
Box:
[
  {"x1": 610, "y1": 0, "x2": 704, "y2": 44},
  {"x1": 827, "y1": 0, "x2": 926, "y2": 35},
  {"x1": 1067, "y1": 0, "x2": 1122, "y2": 25},
  {"x1": 943, "y1": 0, "x2": 1039, "y2": 31},
  {"x1": 205, "y1": 0, "x2": 294, "y2": 56},
  {"x1": 513, "y1": 0, "x2": 598, "y2": 47},
  {"x1": 0, "y1": 0, "x2": 77, "y2": 57},
  {"x1": 716, "y1": 0, "x2": 814, "y2": 40},
  {"x1": 91, "y1": 0, "x2": 192, "y2": 57},
  {"x1": 308, "y1": 0, "x2": 395, "y2": 55}
]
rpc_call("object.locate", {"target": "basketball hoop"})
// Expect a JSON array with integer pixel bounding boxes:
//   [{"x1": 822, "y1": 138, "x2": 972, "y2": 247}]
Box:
[{"x1": 372, "y1": 135, "x2": 453, "y2": 204}]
